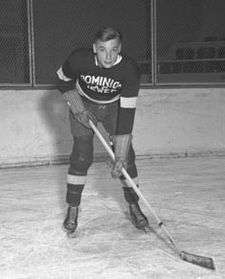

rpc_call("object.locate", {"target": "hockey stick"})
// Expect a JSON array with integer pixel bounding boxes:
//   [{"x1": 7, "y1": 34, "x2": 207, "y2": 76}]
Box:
[{"x1": 89, "y1": 120, "x2": 215, "y2": 270}]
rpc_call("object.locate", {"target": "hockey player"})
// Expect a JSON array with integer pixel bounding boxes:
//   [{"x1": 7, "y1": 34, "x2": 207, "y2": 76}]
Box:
[{"x1": 56, "y1": 27, "x2": 149, "y2": 236}]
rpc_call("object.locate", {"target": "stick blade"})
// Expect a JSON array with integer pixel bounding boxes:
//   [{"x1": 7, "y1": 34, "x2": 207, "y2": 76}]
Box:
[{"x1": 180, "y1": 251, "x2": 215, "y2": 270}]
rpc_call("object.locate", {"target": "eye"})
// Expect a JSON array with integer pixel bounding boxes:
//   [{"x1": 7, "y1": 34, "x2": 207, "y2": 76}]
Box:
[{"x1": 98, "y1": 47, "x2": 105, "y2": 52}]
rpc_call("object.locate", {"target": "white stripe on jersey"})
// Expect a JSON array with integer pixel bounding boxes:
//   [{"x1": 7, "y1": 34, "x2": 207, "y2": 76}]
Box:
[
  {"x1": 67, "y1": 174, "x2": 87, "y2": 185},
  {"x1": 56, "y1": 66, "x2": 72, "y2": 82},
  {"x1": 120, "y1": 96, "x2": 137, "y2": 108}
]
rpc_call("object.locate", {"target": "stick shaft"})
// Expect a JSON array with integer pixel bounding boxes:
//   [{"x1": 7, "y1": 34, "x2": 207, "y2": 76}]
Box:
[{"x1": 89, "y1": 120, "x2": 180, "y2": 252}]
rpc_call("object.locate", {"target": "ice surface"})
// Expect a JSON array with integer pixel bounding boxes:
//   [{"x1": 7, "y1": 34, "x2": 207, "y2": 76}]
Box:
[{"x1": 1, "y1": 157, "x2": 225, "y2": 278}]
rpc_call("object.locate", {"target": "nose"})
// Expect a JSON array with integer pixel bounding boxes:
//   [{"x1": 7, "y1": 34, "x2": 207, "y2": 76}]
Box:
[{"x1": 106, "y1": 51, "x2": 112, "y2": 61}]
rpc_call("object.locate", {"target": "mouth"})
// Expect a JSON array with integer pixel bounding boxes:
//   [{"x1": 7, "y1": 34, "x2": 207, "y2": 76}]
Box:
[{"x1": 104, "y1": 61, "x2": 113, "y2": 65}]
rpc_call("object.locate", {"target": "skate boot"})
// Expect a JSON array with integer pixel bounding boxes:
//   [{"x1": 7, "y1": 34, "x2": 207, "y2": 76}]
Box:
[
  {"x1": 123, "y1": 186, "x2": 149, "y2": 231},
  {"x1": 129, "y1": 202, "x2": 149, "y2": 231},
  {"x1": 63, "y1": 206, "x2": 79, "y2": 237}
]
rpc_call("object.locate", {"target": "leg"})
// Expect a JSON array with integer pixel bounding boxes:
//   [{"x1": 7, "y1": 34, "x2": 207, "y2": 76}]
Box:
[
  {"x1": 98, "y1": 102, "x2": 148, "y2": 230},
  {"x1": 63, "y1": 133, "x2": 94, "y2": 236},
  {"x1": 120, "y1": 144, "x2": 149, "y2": 231},
  {"x1": 67, "y1": 135, "x2": 94, "y2": 205},
  {"x1": 102, "y1": 103, "x2": 149, "y2": 230}
]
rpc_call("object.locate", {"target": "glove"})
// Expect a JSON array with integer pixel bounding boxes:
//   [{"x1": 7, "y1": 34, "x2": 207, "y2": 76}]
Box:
[
  {"x1": 111, "y1": 134, "x2": 132, "y2": 178},
  {"x1": 63, "y1": 90, "x2": 97, "y2": 128}
]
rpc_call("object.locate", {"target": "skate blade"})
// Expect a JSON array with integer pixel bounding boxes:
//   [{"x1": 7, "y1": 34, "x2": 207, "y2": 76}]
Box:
[
  {"x1": 67, "y1": 230, "x2": 78, "y2": 238},
  {"x1": 62, "y1": 225, "x2": 78, "y2": 238}
]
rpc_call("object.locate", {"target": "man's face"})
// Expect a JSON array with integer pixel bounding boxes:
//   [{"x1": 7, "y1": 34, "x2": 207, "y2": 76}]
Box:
[{"x1": 93, "y1": 38, "x2": 121, "y2": 68}]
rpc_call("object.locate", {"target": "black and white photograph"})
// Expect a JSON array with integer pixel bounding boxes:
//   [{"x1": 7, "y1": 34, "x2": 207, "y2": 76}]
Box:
[{"x1": 0, "y1": 1, "x2": 224, "y2": 278}]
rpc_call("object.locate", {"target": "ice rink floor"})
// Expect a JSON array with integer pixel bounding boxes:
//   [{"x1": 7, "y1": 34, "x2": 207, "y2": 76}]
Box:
[{"x1": 1, "y1": 156, "x2": 225, "y2": 279}]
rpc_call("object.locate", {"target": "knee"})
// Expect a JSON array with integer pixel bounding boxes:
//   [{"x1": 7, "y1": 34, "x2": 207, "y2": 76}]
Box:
[{"x1": 69, "y1": 136, "x2": 94, "y2": 174}]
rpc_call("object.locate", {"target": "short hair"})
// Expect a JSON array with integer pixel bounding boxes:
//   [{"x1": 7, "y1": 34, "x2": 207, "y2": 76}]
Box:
[{"x1": 94, "y1": 27, "x2": 122, "y2": 43}]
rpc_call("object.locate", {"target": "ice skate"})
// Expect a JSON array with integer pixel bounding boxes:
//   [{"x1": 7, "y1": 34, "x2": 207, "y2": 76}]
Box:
[
  {"x1": 63, "y1": 206, "x2": 79, "y2": 237},
  {"x1": 129, "y1": 202, "x2": 150, "y2": 231}
]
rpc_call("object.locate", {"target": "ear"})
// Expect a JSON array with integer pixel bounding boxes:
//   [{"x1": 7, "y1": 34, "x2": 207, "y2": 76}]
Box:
[
  {"x1": 118, "y1": 43, "x2": 122, "y2": 53},
  {"x1": 93, "y1": 44, "x2": 96, "y2": 53}
]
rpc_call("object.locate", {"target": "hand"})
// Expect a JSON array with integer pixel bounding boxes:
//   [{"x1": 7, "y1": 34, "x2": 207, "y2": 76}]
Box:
[
  {"x1": 63, "y1": 91, "x2": 97, "y2": 129},
  {"x1": 111, "y1": 158, "x2": 127, "y2": 178},
  {"x1": 110, "y1": 134, "x2": 132, "y2": 178}
]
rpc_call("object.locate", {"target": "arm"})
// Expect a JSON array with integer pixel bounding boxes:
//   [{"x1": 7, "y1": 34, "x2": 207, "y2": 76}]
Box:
[
  {"x1": 111, "y1": 59, "x2": 140, "y2": 178},
  {"x1": 111, "y1": 105, "x2": 136, "y2": 178},
  {"x1": 56, "y1": 62, "x2": 96, "y2": 129}
]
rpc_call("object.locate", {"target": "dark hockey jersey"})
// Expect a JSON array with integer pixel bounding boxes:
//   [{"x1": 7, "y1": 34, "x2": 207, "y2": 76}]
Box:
[{"x1": 57, "y1": 48, "x2": 140, "y2": 134}]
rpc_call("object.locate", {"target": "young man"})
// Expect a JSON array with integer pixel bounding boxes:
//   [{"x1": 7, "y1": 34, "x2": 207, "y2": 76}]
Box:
[{"x1": 57, "y1": 27, "x2": 149, "y2": 237}]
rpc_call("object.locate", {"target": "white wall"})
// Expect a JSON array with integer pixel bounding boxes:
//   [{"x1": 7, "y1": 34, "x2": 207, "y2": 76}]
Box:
[
  {"x1": 1, "y1": 88, "x2": 225, "y2": 167},
  {"x1": 135, "y1": 88, "x2": 225, "y2": 157}
]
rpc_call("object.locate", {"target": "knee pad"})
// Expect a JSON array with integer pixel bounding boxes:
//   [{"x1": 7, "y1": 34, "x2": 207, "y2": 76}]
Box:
[{"x1": 69, "y1": 136, "x2": 94, "y2": 175}]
